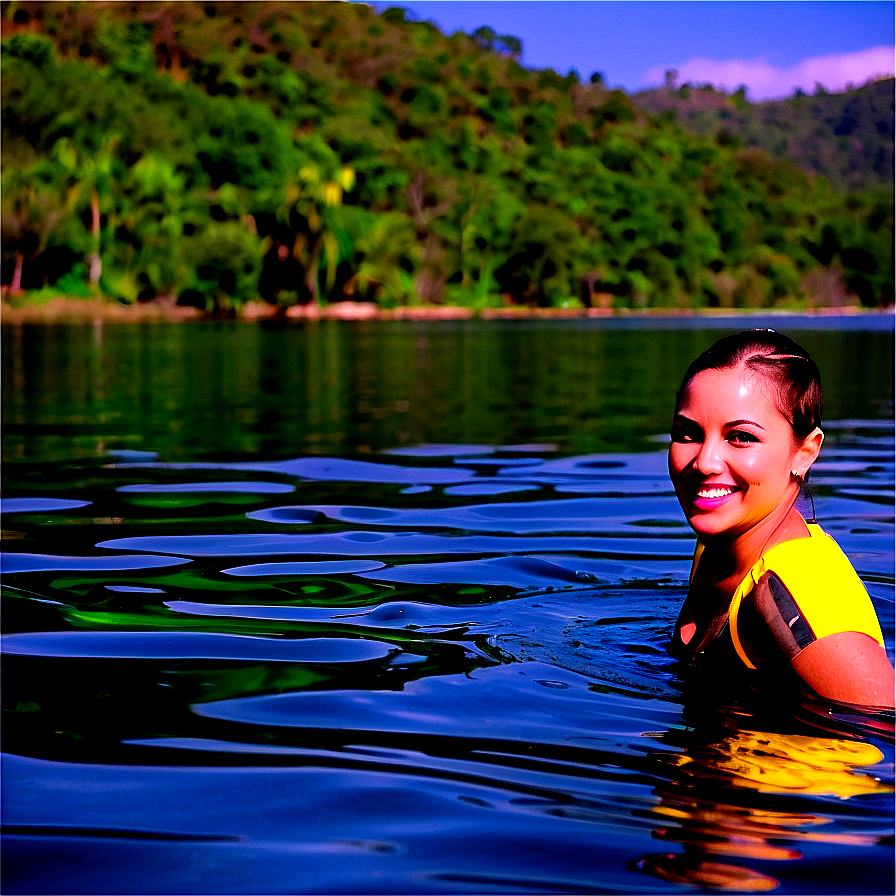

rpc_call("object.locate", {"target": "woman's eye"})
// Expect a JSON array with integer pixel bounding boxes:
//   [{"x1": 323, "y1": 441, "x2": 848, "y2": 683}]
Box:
[
  {"x1": 670, "y1": 426, "x2": 699, "y2": 443},
  {"x1": 728, "y1": 430, "x2": 758, "y2": 444}
]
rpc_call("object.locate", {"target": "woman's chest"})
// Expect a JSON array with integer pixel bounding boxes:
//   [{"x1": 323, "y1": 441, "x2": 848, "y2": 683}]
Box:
[{"x1": 674, "y1": 563, "x2": 746, "y2": 657}]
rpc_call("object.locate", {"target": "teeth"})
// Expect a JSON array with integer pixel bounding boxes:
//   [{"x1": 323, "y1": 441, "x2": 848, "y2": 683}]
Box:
[{"x1": 696, "y1": 487, "x2": 735, "y2": 499}]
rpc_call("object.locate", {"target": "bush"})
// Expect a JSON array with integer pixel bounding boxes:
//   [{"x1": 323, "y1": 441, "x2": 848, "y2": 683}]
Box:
[
  {"x1": 1, "y1": 33, "x2": 57, "y2": 67},
  {"x1": 179, "y1": 220, "x2": 262, "y2": 314}
]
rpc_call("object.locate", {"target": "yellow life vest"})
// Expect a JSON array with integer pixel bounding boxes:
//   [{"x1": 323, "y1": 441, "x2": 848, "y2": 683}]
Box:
[{"x1": 693, "y1": 524, "x2": 885, "y2": 670}]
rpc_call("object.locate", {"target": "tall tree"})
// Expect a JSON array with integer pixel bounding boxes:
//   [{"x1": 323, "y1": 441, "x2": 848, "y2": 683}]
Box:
[
  {"x1": 278, "y1": 161, "x2": 356, "y2": 303},
  {"x1": 1, "y1": 163, "x2": 65, "y2": 294},
  {"x1": 51, "y1": 134, "x2": 121, "y2": 287}
]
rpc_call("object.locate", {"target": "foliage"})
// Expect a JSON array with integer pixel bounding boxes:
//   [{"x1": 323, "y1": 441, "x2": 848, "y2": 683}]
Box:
[
  {"x1": 1, "y1": 0, "x2": 892, "y2": 312},
  {"x1": 634, "y1": 77, "x2": 894, "y2": 195},
  {"x1": 179, "y1": 219, "x2": 263, "y2": 315}
]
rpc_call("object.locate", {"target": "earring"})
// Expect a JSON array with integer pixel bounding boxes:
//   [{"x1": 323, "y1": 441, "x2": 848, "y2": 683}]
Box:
[{"x1": 791, "y1": 470, "x2": 804, "y2": 483}]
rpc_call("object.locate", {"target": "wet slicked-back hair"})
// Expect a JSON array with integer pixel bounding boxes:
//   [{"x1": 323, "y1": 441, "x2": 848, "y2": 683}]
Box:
[{"x1": 676, "y1": 330, "x2": 822, "y2": 439}]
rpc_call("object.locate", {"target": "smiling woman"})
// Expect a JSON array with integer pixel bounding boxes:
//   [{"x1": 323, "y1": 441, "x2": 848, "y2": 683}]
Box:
[{"x1": 668, "y1": 329, "x2": 894, "y2": 708}]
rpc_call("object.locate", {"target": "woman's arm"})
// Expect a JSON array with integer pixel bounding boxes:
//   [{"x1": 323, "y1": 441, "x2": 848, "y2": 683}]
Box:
[
  {"x1": 791, "y1": 632, "x2": 894, "y2": 708},
  {"x1": 744, "y1": 571, "x2": 895, "y2": 708}
]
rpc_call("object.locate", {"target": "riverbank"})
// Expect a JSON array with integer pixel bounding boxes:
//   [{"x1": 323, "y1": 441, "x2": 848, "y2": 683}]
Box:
[{"x1": 1, "y1": 296, "x2": 889, "y2": 324}]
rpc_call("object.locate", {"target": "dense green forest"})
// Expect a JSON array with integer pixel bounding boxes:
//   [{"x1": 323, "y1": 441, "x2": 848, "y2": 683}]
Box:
[
  {"x1": 634, "y1": 76, "x2": 894, "y2": 195},
  {"x1": 2, "y1": 1, "x2": 893, "y2": 314}
]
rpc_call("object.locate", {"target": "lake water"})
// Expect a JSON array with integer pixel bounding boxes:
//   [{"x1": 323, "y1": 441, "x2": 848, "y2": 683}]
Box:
[{"x1": 2, "y1": 314, "x2": 894, "y2": 894}]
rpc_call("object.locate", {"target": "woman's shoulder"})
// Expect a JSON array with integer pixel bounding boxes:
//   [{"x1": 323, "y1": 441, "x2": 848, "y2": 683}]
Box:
[
  {"x1": 758, "y1": 524, "x2": 859, "y2": 582},
  {"x1": 745, "y1": 524, "x2": 883, "y2": 644},
  {"x1": 763, "y1": 522, "x2": 842, "y2": 556},
  {"x1": 727, "y1": 524, "x2": 853, "y2": 599}
]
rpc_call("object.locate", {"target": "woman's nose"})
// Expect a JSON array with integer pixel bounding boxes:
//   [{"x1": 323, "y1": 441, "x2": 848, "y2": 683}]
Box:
[{"x1": 693, "y1": 439, "x2": 725, "y2": 475}]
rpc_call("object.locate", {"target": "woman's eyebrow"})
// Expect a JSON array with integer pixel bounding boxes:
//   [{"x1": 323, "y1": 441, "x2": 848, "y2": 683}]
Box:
[{"x1": 672, "y1": 414, "x2": 765, "y2": 431}]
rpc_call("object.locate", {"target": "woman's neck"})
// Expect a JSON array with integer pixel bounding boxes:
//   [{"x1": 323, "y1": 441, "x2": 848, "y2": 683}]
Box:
[{"x1": 702, "y1": 501, "x2": 809, "y2": 581}]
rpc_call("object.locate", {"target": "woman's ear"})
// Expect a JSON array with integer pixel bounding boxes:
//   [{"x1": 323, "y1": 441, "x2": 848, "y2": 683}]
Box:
[{"x1": 795, "y1": 427, "x2": 824, "y2": 476}]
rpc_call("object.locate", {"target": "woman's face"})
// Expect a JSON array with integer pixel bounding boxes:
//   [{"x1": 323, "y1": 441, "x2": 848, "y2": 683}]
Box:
[{"x1": 668, "y1": 365, "x2": 806, "y2": 540}]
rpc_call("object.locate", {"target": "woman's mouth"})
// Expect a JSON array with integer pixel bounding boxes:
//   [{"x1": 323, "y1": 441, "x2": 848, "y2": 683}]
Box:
[{"x1": 690, "y1": 484, "x2": 739, "y2": 509}]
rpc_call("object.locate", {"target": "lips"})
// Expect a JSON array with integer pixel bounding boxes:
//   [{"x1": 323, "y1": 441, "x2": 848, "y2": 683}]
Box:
[
  {"x1": 695, "y1": 485, "x2": 737, "y2": 499},
  {"x1": 689, "y1": 483, "x2": 740, "y2": 510}
]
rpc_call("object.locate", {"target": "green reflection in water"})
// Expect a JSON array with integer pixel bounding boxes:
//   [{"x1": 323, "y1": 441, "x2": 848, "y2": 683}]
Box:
[{"x1": 5, "y1": 317, "x2": 891, "y2": 464}]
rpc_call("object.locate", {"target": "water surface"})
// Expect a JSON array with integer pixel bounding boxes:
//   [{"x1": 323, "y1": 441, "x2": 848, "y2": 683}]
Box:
[{"x1": 2, "y1": 316, "x2": 893, "y2": 894}]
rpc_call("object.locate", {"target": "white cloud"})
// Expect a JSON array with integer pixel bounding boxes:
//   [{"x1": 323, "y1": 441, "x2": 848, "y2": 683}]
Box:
[{"x1": 641, "y1": 45, "x2": 895, "y2": 100}]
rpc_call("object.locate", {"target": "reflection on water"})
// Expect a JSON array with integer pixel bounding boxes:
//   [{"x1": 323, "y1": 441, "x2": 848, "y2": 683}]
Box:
[
  {"x1": 639, "y1": 722, "x2": 892, "y2": 892},
  {"x1": 1, "y1": 317, "x2": 894, "y2": 894},
  {"x1": 3, "y1": 316, "x2": 894, "y2": 461}
]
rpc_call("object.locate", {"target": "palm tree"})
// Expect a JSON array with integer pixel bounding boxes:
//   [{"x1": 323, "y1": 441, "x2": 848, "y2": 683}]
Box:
[
  {"x1": 343, "y1": 209, "x2": 419, "y2": 305},
  {"x1": 279, "y1": 162, "x2": 356, "y2": 304},
  {"x1": 50, "y1": 134, "x2": 121, "y2": 288},
  {"x1": 1, "y1": 164, "x2": 65, "y2": 295},
  {"x1": 112, "y1": 152, "x2": 191, "y2": 301}
]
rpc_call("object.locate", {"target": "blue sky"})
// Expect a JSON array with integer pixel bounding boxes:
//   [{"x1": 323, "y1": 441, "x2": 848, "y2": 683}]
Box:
[{"x1": 372, "y1": 1, "x2": 895, "y2": 100}]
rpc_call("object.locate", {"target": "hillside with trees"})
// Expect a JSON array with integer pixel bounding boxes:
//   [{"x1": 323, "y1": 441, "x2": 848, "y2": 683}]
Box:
[
  {"x1": 2, "y1": 0, "x2": 893, "y2": 315},
  {"x1": 634, "y1": 75, "x2": 894, "y2": 195}
]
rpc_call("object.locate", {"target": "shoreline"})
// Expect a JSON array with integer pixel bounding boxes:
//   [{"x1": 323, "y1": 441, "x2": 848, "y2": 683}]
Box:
[{"x1": 1, "y1": 296, "x2": 891, "y2": 324}]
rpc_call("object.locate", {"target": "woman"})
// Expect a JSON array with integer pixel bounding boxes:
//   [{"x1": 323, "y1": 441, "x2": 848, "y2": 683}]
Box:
[{"x1": 668, "y1": 329, "x2": 894, "y2": 708}]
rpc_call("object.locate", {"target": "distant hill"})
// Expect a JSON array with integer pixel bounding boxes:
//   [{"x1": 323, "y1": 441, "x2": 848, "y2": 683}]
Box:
[
  {"x1": 634, "y1": 78, "x2": 895, "y2": 194},
  {"x1": 2, "y1": 1, "x2": 893, "y2": 312}
]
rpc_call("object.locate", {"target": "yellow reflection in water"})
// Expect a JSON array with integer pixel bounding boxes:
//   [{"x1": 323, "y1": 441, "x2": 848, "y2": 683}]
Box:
[{"x1": 638, "y1": 727, "x2": 891, "y2": 891}]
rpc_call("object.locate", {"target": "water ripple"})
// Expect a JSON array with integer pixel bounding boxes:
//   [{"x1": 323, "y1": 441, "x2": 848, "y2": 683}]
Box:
[
  {"x1": 2, "y1": 631, "x2": 394, "y2": 663},
  {"x1": 4, "y1": 437, "x2": 893, "y2": 896},
  {"x1": 1, "y1": 498, "x2": 92, "y2": 515},
  {"x1": 96, "y1": 532, "x2": 693, "y2": 558},
  {"x1": 1, "y1": 553, "x2": 191, "y2": 573},
  {"x1": 248, "y1": 496, "x2": 686, "y2": 534}
]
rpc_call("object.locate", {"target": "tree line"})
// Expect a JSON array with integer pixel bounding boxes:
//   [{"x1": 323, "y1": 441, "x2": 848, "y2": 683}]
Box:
[
  {"x1": 2, "y1": 1, "x2": 893, "y2": 315},
  {"x1": 635, "y1": 75, "x2": 894, "y2": 195}
]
